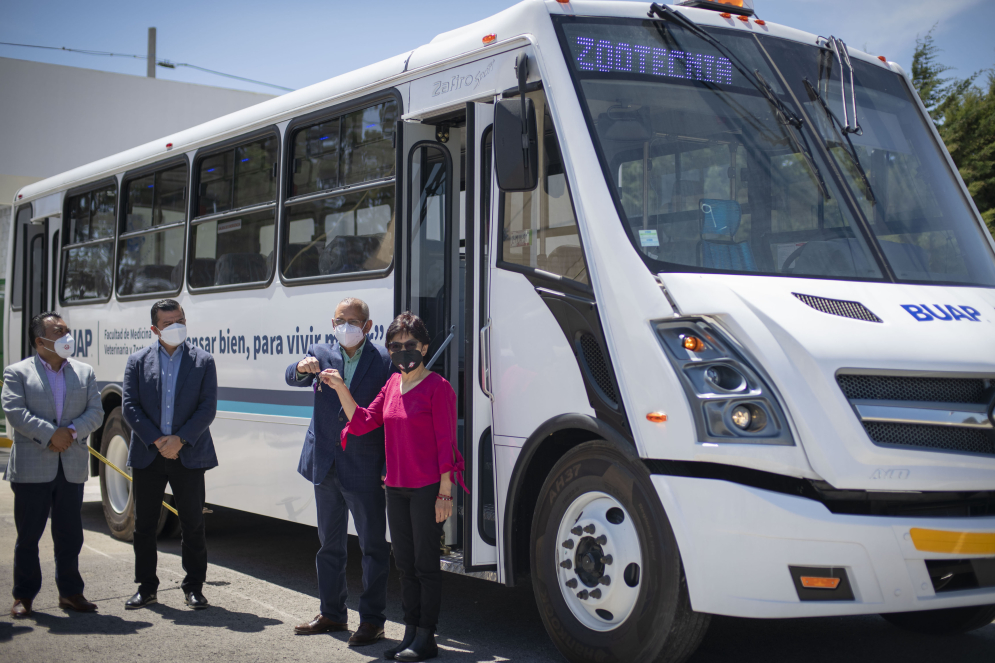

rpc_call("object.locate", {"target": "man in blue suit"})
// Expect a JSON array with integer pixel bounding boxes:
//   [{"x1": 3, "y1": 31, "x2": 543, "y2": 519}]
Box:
[
  {"x1": 122, "y1": 299, "x2": 218, "y2": 611},
  {"x1": 286, "y1": 297, "x2": 393, "y2": 646}
]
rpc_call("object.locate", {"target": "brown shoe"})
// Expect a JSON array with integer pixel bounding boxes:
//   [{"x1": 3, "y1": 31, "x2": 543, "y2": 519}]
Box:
[
  {"x1": 11, "y1": 598, "x2": 32, "y2": 618},
  {"x1": 59, "y1": 594, "x2": 98, "y2": 612},
  {"x1": 348, "y1": 621, "x2": 385, "y2": 646},
  {"x1": 294, "y1": 614, "x2": 349, "y2": 635}
]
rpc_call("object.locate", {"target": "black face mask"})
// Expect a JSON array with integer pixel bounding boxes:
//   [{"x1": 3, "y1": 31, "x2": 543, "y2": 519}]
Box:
[{"x1": 391, "y1": 350, "x2": 423, "y2": 374}]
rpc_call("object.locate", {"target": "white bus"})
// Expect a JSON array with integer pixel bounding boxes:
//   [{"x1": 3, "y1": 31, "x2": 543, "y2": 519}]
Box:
[{"x1": 6, "y1": 0, "x2": 995, "y2": 660}]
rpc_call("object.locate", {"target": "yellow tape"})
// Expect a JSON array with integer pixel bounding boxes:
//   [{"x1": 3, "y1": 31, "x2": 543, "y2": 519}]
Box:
[
  {"x1": 86, "y1": 445, "x2": 178, "y2": 517},
  {"x1": 0, "y1": 437, "x2": 12, "y2": 449},
  {"x1": 910, "y1": 528, "x2": 995, "y2": 555}
]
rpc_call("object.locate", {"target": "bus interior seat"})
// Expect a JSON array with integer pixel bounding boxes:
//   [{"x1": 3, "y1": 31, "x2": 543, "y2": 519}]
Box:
[
  {"x1": 283, "y1": 242, "x2": 320, "y2": 278},
  {"x1": 131, "y1": 264, "x2": 177, "y2": 292},
  {"x1": 187, "y1": 258, "x2": 217, "y2": 288},
  {"x1": 319, "y1": 235, "x2": 382, "y2": 274},
  {"x1": 215, "y1": 253, "x2": 267, "y2": 285},
  {"x1": 698, "y1": 198, "x2": 756, "y2": 271}
]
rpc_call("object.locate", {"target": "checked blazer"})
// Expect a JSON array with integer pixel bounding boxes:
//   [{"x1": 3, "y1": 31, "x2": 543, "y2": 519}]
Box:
[{"x1": 2, "y1": 356, "x2": 104, "y2": 484}]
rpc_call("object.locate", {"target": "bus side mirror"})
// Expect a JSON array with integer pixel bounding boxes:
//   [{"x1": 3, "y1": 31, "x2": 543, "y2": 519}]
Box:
[{"x1": 494, "y1": 97, "x2": 538, "y2": 192}]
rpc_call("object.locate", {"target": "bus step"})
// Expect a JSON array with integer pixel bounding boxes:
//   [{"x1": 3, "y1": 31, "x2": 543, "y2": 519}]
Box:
[{"x1": 440, "y1": 549, "x2": 498, "y2": 582}]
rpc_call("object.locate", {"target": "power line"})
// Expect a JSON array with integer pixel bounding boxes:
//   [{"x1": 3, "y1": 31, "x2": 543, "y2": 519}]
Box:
[{"x1": 0, "y1": 40, "x2": 293, "y2": 92}]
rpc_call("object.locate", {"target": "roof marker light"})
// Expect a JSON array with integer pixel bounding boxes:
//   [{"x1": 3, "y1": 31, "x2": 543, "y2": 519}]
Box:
[
  {"x1": 166, "y1": 142, "x2": 173, "y2": 150},
  {"x1": 482, "y1": 33, "x2": 497, "y2": 45},
  {"x1": 737, "y1": 15, "x2": 750, "y2": 22},
  {"x1": 755, "y1": 19, "x2": 766, "y2": 25},
  {"x1": 878, "y1": 56, "x2": 887, "y2": 62},
  {"x1": 646, "y1": 412, "x2": 669, "y2": 423},
  {"x1": 555, "y1": 0, "x2": 570, "y2": 3},
  {"x1": 720, "y1": 12, "x2": 732, "y2": 18}
]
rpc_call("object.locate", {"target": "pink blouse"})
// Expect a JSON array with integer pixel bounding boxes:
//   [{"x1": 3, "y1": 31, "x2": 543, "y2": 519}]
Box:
[{"x1": 342, "y1": 372, "x2": 467, "y2": 491}]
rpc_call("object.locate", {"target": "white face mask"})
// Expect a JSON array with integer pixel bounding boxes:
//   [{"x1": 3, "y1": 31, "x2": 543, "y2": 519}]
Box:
[
  {"x1": 333, "y1": 322, "x2": 366, "y2": 348},
  {"x1": 157, "y1": 323, "x2": 187, "y2": 347},
  {"x1": 43, "y1": 333, "x2": 75, "y2": 359}
]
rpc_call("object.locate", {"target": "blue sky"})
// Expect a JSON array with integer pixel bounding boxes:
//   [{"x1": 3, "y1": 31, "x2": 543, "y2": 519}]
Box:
[{"x1": 1, "y1": 0, "x2": 992, "y2": 95}]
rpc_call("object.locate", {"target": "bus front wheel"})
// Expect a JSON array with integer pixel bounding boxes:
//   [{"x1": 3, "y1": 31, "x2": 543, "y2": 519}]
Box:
[{"x1": 531, "y1": 440, "x2": 709, "y2": 663}]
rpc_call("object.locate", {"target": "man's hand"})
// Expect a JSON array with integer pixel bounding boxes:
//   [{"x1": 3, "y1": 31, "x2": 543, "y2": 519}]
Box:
[
  {"x1": 319, "y1": 368, "x2": 346, "y2": 391},
  {"x1": 297, "y1": 356, "x2": 321, "y2": 374},
  {"x1": 48, "y1": 427, "x2": 74, "y2": 453},
  {"x1": 154, "y1": 435, "x2": 183, "y2": 460}
]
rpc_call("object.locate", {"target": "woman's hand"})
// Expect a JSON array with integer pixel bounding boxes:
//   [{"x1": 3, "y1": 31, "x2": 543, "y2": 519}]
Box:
[
  {"x1": 436, "y1": 473, "x2": 453, "y2": 523},
  {"x1": 320, "y1": 368, "x2": 346, "y2": 391}
]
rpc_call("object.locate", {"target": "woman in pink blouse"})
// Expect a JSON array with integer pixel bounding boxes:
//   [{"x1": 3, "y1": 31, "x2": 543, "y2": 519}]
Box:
[{"x1": 320, "y1": 312, "x2": 465, "y2": 662}]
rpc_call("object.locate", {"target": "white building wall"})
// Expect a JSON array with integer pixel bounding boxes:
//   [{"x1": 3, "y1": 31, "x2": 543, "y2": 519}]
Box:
[{"x1": 0, "y1": 57, "x2": 275, "y2": 207}]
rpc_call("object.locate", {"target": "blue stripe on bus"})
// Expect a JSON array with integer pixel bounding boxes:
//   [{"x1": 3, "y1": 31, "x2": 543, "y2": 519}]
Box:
[{"x1": 217, "y1": 400, "x2": 312, "y2": 419}]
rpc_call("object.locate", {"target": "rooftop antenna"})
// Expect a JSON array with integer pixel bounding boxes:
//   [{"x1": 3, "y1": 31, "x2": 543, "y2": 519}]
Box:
[{"x1": 147, "y1": 27, "x2": 156, "y2": 78}]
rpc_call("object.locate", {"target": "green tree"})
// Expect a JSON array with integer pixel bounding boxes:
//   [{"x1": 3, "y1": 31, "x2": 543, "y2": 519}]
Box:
[{"x1": 911, "y1": 29, "x2": 995, "y2": 235}]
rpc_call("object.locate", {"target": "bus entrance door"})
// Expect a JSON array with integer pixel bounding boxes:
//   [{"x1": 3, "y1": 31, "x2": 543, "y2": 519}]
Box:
[
  {"x1": 19, "y1": 217, "x2": 48, "y2": 359},
  {"x1": 400, "y1": 119, "x2": 461, "y2": 546}
]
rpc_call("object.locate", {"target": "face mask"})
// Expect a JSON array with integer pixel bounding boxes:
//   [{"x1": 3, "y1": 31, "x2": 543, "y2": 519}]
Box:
[
  {"x1": 333, "y1": 323, "x2": 366, "y2": 348},
  {"x1": 391, "y1": 350, "x2": 424, "y2": 374},
  {"x1": 43, "y1": 334, "x2": 75, "y2": 359},
  {"x1": 157, "y1": 323, "x2": 187, "y2": 346}
]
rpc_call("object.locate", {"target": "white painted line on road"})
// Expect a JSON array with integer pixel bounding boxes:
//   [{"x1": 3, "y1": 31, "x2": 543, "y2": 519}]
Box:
[{"x1": 83, "y1": 542, "x2": 115, "y2": 559}]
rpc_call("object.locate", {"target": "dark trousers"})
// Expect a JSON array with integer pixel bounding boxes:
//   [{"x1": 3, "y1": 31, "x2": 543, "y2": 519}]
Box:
[
  {"x1": 132, "y1": 454, "x2": 207, "y2": 594},
  {"x1": 386, "y1": 482, "x2": 444, "y2": 630},
  {"x1": 315, "y1": 463, "x2": 390, "y2": 624},
  {"x1": 10, "y1": 459, "x2": 85, "y2": 600}
]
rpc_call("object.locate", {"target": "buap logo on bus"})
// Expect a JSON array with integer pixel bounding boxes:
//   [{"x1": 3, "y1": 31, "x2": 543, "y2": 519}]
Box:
[
  {"x1": 72, "y1": 329, "x2": 94, "y2": 357},
  {"x1": 900, "y1": 304, "x2": 984, "y2": 322}
]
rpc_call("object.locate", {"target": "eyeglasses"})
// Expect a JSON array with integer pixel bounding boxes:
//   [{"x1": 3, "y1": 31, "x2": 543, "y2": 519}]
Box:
[
  {"x1": 333, "y1": 318, "x2": 367, "y2": 328},
  {"x1": 387, "y1": 341, "x2": 420, "y2": 352}
]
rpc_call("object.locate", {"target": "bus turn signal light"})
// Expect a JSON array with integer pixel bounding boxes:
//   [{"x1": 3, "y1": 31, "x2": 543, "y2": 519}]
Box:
[
  {"x1": 646, "y1": 412, "x2": 668, "y2": 423},
  {"x1": 482, "y1": 34, "x2": 497, "y2": 45},
  {"x1": 682, "y1": 335, "x2": 705, "y2": 352},
  {"x1": 800, "y1": 576, "x2": 841, "y2": 589}
]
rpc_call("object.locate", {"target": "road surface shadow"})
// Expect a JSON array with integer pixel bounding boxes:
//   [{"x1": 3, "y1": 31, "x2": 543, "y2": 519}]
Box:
[
  {"x1": 22, "y1": 610, "x2": 153, "y2": 636},
  {"x1": 0, "y1": 621, "x2": 34, "y2": 642},
  {"x1": 146, "y1": 602, "x2": 283, "y2": 633}
]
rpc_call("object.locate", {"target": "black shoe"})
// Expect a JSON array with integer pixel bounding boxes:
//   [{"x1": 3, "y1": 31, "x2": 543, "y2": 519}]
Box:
[
  {"x1": 185, "y1": 591, "x2": 209, "y2": 609},
  {"x1": 384, "y1": 625, "x2": 417, "y2": 659},
  {"x1": 395, "y1": 627, "x2": 438, "y2": 662},
  {"x1": 125, "y1": 591, "x2": 157, "y2": 610}
]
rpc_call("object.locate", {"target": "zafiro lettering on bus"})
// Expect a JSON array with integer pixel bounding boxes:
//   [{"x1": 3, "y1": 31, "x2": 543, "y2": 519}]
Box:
[
  {"x1": 901, "y1": 304, "x2": 983, "y2": 321},
  {"x1": 72, "y1": 329, "x2": 93, "y2": 357}
]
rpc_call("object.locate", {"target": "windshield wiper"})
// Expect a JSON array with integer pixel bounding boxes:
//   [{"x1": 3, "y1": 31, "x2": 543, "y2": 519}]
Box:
[
  {"x1": 825, "y1": 36, "x2": 862, "y2": 135},
  {"x1": 647, "y1": 2, "x2": 830, "y2": 199},
  {"x1": 804, "y1": 78, "x2": 876, "y2": 203}
]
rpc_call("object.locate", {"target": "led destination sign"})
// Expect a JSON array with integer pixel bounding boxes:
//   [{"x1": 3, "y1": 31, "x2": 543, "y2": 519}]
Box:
[{"x1": 573, "y1": 36, "x2": 735, "y2": 86}]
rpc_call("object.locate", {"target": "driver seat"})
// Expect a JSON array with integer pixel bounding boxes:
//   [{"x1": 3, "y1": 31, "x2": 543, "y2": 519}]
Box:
[{"x1": 698, "y1": 199, "x2": 756, "y2": 271}]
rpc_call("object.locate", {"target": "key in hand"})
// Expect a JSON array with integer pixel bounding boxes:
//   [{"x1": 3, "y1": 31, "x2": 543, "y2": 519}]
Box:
[{"x1": 313, "y1": 376, "x2": 322, "y2": 392}]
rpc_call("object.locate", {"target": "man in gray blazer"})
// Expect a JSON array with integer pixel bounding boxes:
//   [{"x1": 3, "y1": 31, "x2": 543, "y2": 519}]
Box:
[{"x1": 2, "y1": 312, "x2": 104, "y2": 618}]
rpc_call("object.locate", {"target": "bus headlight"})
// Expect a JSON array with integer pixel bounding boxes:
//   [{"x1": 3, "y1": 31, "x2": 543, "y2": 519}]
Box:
[{"x1": 654, "y1": 319, "x2": 795, "y2": 446}]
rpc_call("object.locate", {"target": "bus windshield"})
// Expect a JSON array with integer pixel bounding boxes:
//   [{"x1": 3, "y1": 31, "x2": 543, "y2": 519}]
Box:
[{"x1": 554, "y1": 16, "x2": 995, "y2": 286}]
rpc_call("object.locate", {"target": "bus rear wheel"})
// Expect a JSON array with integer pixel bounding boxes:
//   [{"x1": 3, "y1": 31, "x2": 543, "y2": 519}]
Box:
[
  {"x1": 881, "y1": 604, "x2": 995, "y2": 635},
  {"x1": 531, "y1": 440, "x2": 709, "y2": 663},
  {"x1": 98, "y1": 407, "x2": 167, "y2": 541}
]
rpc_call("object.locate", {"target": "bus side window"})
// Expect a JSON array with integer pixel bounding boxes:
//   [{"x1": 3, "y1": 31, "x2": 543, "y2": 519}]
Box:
[
  {"x1": 499, "y1": 97, "x2": 589, "y2": 286},
  {"x1": 189, "y1": 134, "x2": 279, "y2": 289},
  {"x1": 117, "y1": 163, "x2": 187, "y2": 297},
  {"x1": 61, "y1": 183, "x2": 116, "y2": 303},
  {"x1": 282, "y1": 99, "x2": 398, "y2": 281}
]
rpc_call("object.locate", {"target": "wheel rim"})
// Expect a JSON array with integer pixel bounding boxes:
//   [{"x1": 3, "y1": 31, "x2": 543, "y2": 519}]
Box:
[
  {"x1": 105, "y1": 435, "x2": 132, "y2": 514},
  {"x1": 554, "y1": 491, "x2": 642, "y2": 632}
]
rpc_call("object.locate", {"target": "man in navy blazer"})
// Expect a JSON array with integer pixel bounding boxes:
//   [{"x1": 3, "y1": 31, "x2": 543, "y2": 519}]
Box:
[
  {"x1": 286, "y1": 297, "x2": 393, "y2": 646},
  {"x1": 122, "y1": 299, "x2": 218, "y2": 611}
]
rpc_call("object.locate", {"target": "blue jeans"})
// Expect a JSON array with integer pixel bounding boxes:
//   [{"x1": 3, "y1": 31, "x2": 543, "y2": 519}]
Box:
[
  {"x1": 314, "y1": 463, "x2": 390, "y2": 625},
  {"x1": 11, "y1": 459, "x2": 85, "y2": 600}
]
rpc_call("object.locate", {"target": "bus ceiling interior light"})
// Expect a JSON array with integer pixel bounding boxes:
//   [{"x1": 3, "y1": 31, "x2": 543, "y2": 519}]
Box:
[{"x1": 677, "y1": 0, "x2": 756, "y2": 17}]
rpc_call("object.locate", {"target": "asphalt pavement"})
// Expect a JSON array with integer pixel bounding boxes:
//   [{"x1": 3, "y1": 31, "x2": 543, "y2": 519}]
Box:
[{"x1": 0, "y1": 458, "x2": 993, "y2": 663}]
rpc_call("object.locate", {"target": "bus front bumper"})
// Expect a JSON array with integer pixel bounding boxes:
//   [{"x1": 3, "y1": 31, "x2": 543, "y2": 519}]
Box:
[{"x1": 652, "y1": 474, "x2": 995, "y2": 618}]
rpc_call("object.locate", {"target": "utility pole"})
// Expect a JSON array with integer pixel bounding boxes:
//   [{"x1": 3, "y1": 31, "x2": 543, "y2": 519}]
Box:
[{"x1": 147, "y1": 27, "x2": 156, "y2": 78}]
